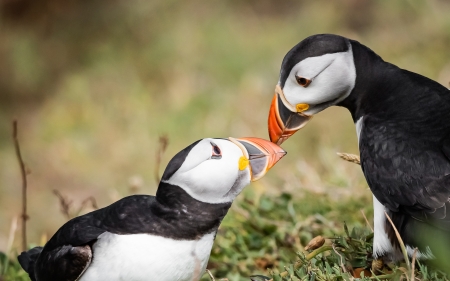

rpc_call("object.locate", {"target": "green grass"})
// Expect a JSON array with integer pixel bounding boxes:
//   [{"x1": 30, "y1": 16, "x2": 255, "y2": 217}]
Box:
[
  {"x1": 203, "y1": 188, "x2": 449, "y2": 281},
  {"x1": 0, "y1": 252, "x2": 28, "y2": 281},
  {"x1": 206, "y1": 189, "x2": 372, "y2": 280},
  {"x1": 1, "y1": 186, "x2": 448, "y2": 281}
]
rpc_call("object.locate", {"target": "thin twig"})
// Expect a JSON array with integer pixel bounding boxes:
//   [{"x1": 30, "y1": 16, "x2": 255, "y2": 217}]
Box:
[
  {"x1": 337, "y1": 152, "x2": 360, "y2": 165},
  {"x1": 154, "y1": 135, "x2": 169, "y2": 185},
  {"x1": 206, "y1": 269, "x2": 215, "y2": 281},
  {"x1": 53, "y1": 190, "x2": 98, "y2": 219},
  {"x1": 384, "y1": 211, "x2": 411, "y2": 270},
  {"x1": 75, "y1": 196, "x2": 98, "y2": 216},
  {"x1": 52, "y1": 190, "x2": 73, "y2": 220},
  {"x1": 360, "y1": 209, "x2": 374, "y2": 232},
  {"x1": 13, "y1": 120, "x2": 28, "y2": 251}
]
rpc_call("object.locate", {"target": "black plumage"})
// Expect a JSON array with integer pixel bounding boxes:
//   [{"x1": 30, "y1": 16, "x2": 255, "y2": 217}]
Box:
[{"x1": 339, "y1": 39, "x2": 450, "y2": 251}]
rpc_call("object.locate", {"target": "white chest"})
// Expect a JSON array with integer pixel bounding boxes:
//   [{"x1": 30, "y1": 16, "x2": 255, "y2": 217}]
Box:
[{"x1": 79, "y1": 232, "x2": 216, "y2": 281}]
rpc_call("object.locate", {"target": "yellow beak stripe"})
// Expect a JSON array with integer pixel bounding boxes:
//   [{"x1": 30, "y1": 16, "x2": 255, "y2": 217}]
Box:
[
  {"x1": 296, "y1": 103, "x2": 309, "y2": 112},
  {"x1": 239, "y1": 156, "x2": 249, "y2": 170}
]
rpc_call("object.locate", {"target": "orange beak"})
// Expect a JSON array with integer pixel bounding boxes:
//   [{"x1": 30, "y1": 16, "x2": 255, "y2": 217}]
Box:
[
  {"x1": 268, "y1": 85, "x2": 312, "y2": 145},
  {"x1": 229, "y1": 137, "x2": 286, "y2": 181}
]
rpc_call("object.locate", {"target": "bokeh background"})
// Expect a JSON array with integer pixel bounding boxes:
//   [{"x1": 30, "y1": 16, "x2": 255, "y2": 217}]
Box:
[{"x1": 0, "y1": 0, "x2": 449, "y2": 279}]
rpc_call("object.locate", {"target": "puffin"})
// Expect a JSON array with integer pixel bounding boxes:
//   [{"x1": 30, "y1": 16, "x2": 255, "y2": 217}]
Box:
[
  {"x1": 267, "y1": 34, "x2": 450, "y2": 262},
  {"x1": 18, "y1": 137, "x2": 286, "y2": 281}
]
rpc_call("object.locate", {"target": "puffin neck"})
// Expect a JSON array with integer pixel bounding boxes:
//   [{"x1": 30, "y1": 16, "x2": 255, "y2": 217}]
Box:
[
  {"x1": 338, "y1": 39, "x2": 396, "y2": 121},
  {"x1": 154, "y1": 182, "x2": 232, "y2": 238}
]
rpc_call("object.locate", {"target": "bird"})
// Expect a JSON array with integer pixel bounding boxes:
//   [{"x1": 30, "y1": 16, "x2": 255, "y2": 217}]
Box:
[
  {"x1": 18, "y1": 137, "x2": 286, "y2": 281},
  {"x1": 267, "y1": 34, "x2": 450, "y2": 263}
]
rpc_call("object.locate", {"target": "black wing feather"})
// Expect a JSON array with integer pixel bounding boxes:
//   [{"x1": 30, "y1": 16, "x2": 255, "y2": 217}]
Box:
[
  {"x1": 360, "y1": 116, "x2": 450, "y2": 230},
  {"x1": 18, "y1": 247, "x2": 43, "y2": 281},
  {"x1": 32, "y1": 195, "x2": 159, "y2": 281}
]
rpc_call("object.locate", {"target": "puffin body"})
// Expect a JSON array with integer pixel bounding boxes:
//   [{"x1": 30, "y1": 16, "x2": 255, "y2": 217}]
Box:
[
  {"x1": 79, "y1": 231, "x2": 215, "y2": 281},
  {"x1": 268, "y1": 34, "x2": 450, "y2": 261},
  {"x1": 18, "y1": 137, "x2": 286, "y2": 281}
]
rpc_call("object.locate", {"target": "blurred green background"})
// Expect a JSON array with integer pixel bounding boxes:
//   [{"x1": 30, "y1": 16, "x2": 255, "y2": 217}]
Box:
[{"x1": 0, "y1": 0, "x2": 449, "y2": 279}]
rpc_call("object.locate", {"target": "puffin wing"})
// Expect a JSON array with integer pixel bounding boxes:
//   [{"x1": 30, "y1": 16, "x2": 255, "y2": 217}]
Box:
[
  {"x1": 18, "y1": 247, "x2": 43, "y2": 281},
  {"x1": 32, "y1": 195, "x2": 158, "y2": 281},
  {"x1": 32, "y1": 214, "x2": 106, "y2": 281},
  {"x1": 359, "y1": 116, "x2": 450, "y2": 230},
  {"x1": 32, "y1": 244, "x2": 93, "y2": 281}
]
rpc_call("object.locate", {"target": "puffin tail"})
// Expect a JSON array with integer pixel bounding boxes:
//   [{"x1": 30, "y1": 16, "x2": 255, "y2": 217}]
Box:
[{"x1": 18, "y1": 246, "x2": 43, "y2": 281}]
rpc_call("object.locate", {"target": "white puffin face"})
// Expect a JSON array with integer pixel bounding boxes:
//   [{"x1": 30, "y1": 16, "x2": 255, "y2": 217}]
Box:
[
  {"x1": 166, "y1": 138, "x2": 248, "y2": 204},
  {"x1": 281, "y1": 48, "x2": 356, "y2": 115},
  {"x1": 162, "y1": 138, "x2": 286, "y2": 204}
]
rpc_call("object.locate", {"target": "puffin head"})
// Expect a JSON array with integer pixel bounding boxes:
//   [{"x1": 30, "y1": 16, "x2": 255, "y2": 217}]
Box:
[
  {"x1": 268, "y1": 34, "x2": 356, "y2": 145},
  {"x1": 160, "y1": 137, "x2": 286, "y2": 204}
]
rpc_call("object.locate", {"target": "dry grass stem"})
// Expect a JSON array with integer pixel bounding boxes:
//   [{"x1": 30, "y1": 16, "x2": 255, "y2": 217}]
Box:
[
  {"x1": 154, "y1": 135, "x2": 169, "y2": 185},
  {"x1": 6, "y1": 216, "x2": 18, "y2": 254},
  {"x1": 13, "y1": 120, "x2": 29, "y2": 251},
  {"x1": 360, "y1": 209, "x2": 373, "y2": 232},
  {"x1": 337, "y1": 152, "x2": 360, "y2": 165},
  {"x1": 384, "y1": 211, "x2": 411, "y2": 270},
  {"x1": 206, "y1": 269, "x2": 215, "y2": 281},
  {"x1": 332, "y1": 243, "x2": 347, "y2": 273}
]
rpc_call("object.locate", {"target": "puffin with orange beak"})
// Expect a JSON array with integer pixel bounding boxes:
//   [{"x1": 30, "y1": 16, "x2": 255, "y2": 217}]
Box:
[
  {"x1": 268, "y1": 34, "x2": 450, "y2": 263},
  {"x1": 19, "y1": 137, "x2": 285, "y2": 281}
]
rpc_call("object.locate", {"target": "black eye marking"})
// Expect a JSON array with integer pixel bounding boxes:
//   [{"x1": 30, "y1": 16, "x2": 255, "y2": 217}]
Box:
[
  {"x1": 295, "y1": 75, "x2": 312, "y2": 87},
  {"x1": 210, "y1": 142, "x2": 222, "y2": 159}
]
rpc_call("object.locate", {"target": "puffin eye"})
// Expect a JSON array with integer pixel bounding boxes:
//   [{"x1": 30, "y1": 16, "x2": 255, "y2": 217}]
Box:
[
  {"x1": 210, "y1": 142, "x2": 222, "y2": 159},
  {"x1": 295, "y1": 75, "x2": 312, "y2": 88}
]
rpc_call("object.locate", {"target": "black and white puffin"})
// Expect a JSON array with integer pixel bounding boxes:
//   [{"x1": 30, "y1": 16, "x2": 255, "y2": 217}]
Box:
[
  {"x1": 18, "y1": 137, "x2": 286, "y2": 281},
  {"x1": 267, "y1": 34, "x2": 450, "y2": 262}
]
